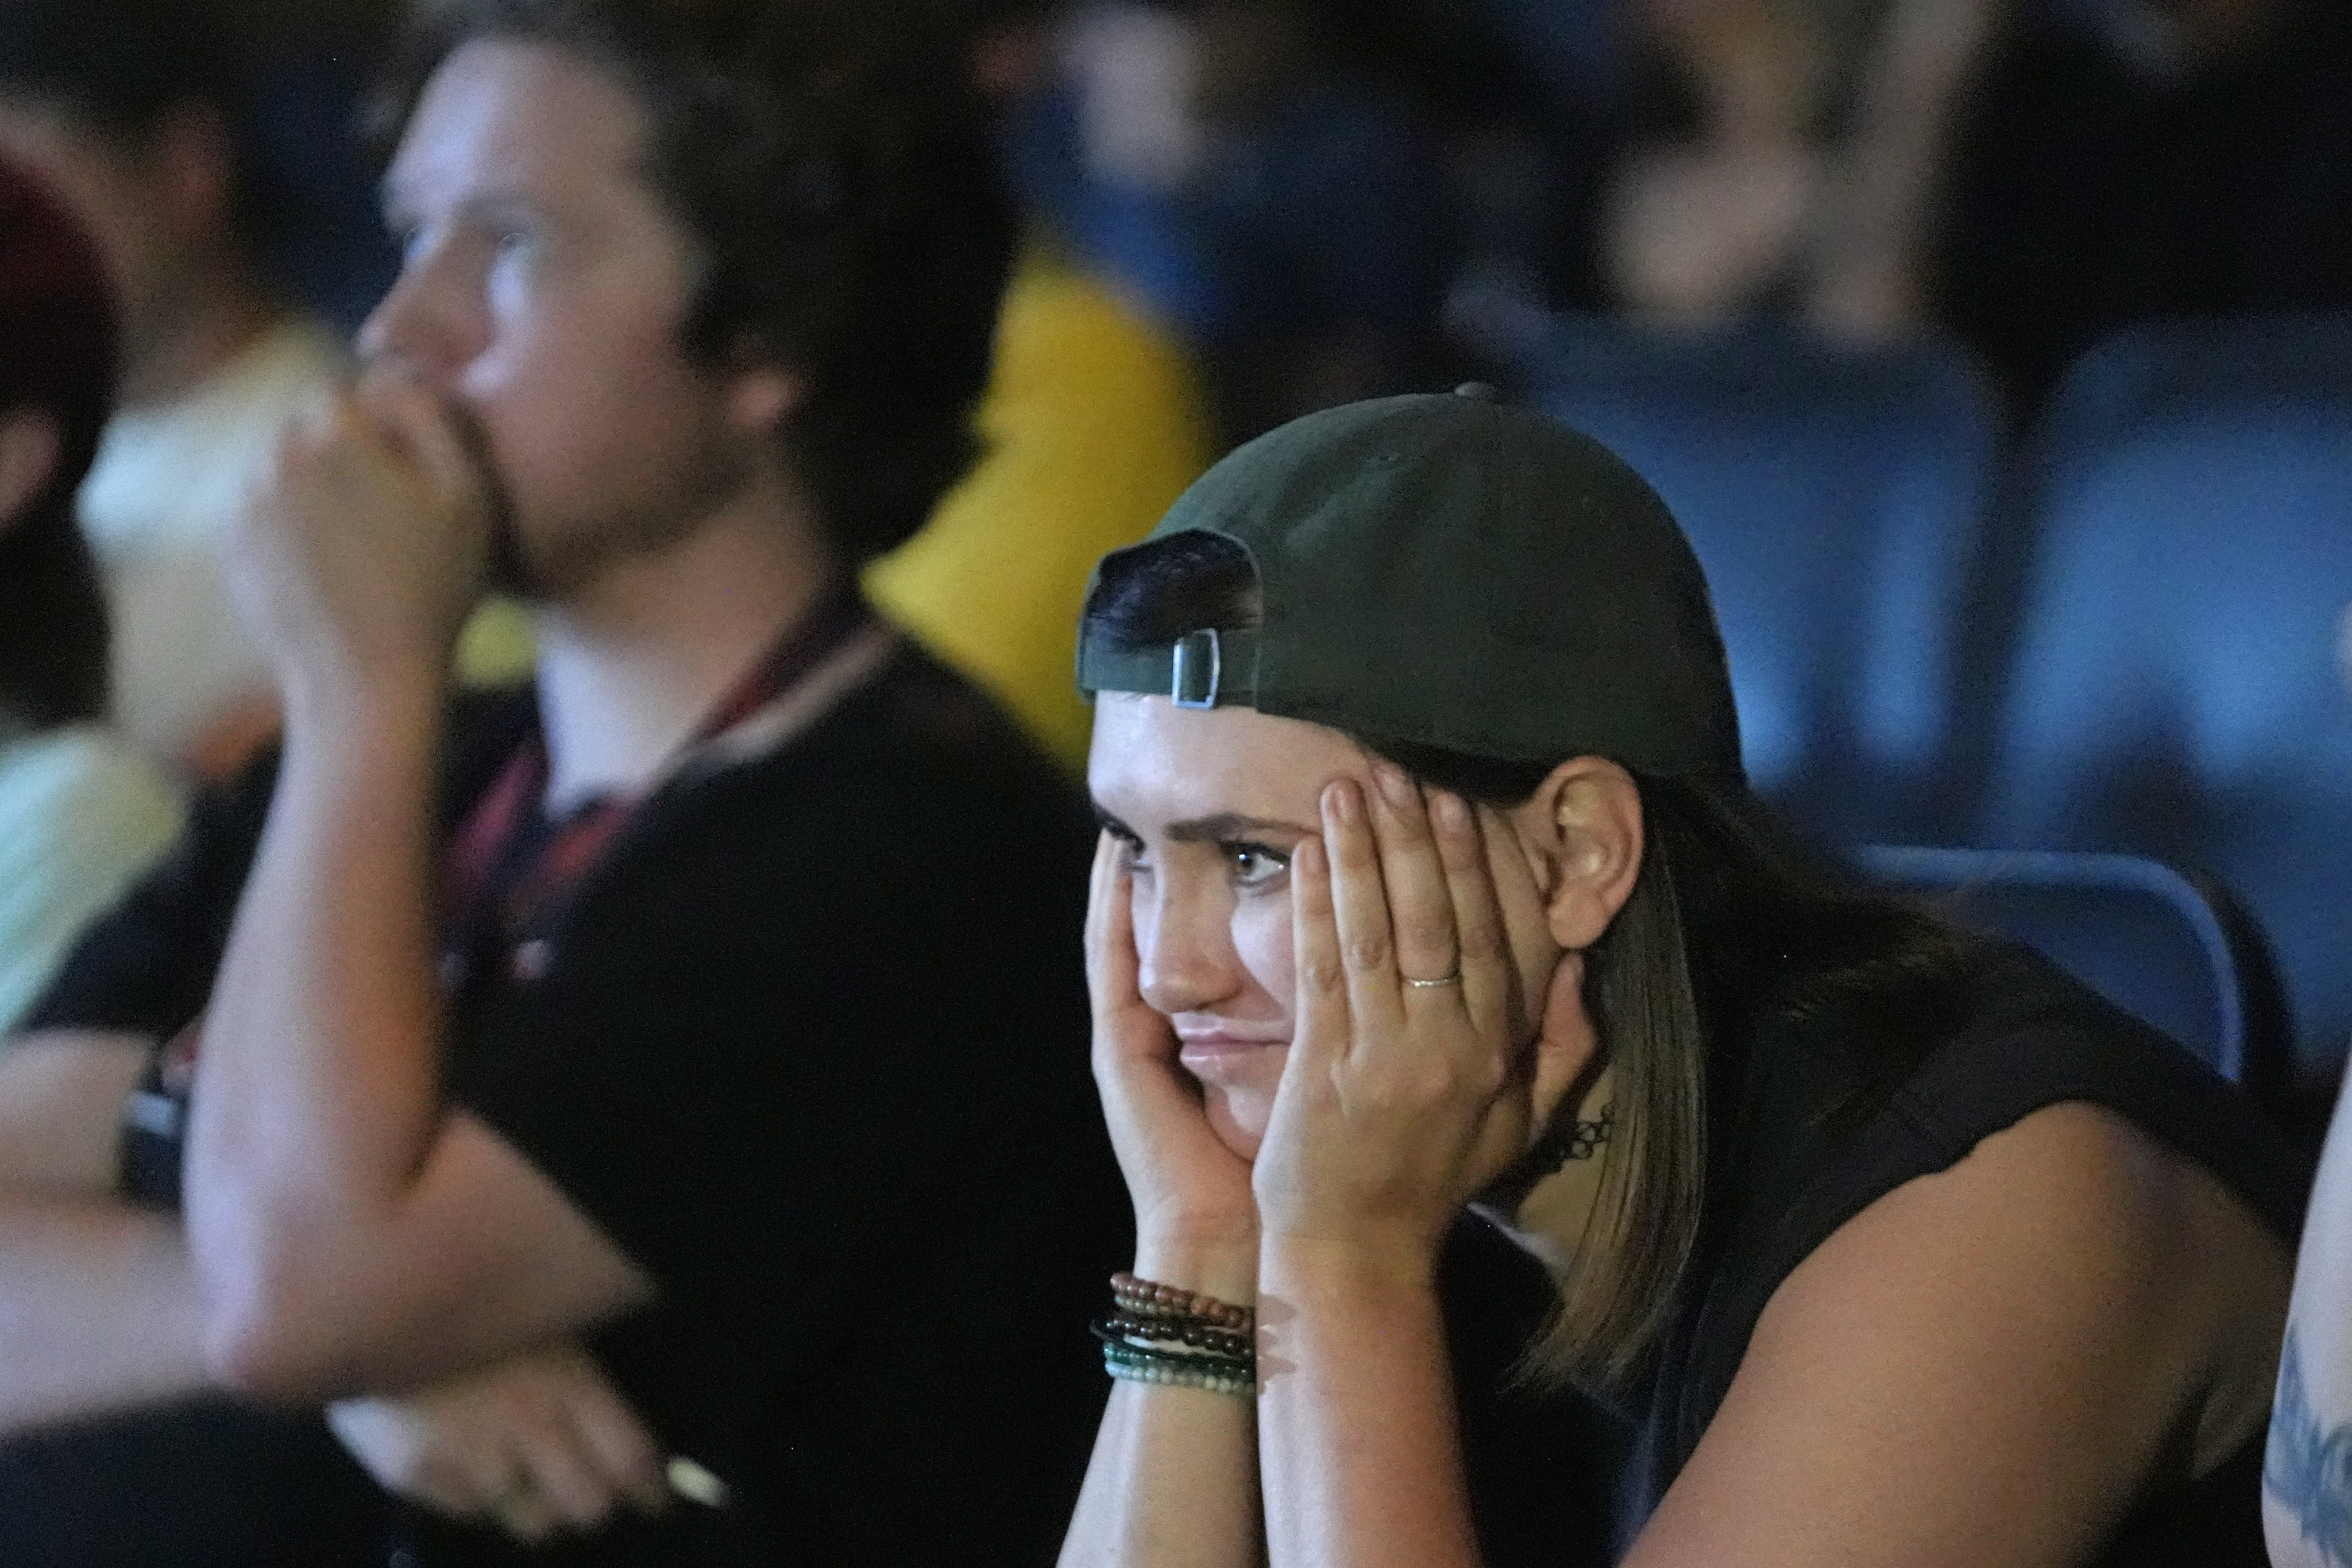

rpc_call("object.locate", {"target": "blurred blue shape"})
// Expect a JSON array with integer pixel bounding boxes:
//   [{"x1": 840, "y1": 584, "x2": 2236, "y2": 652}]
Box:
[
  {"x1": 1001, "y1": 81, "x2": 1234, "y2": 342},
  {"x1": 1002, "y1": 70, "x2": 1443, "y2": 350},
  {"x1": 1851, "y1": 844, "x2": 2289, "y2": 1109},
  {"x1": 1981, "y1": 315, "x2": 2352, "y2": 1073},
  {"x1": 249, "y1": 53, "x2": 399, "y2": 338},
  {"x1": 1465, "y1": 0, "x2": 1631, "y2": 118},
  {"x1": 1519, "y1": 317, "x2": 2002, "y2": 843}
]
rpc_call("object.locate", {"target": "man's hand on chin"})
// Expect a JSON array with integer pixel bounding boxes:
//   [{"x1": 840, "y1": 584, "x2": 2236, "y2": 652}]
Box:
[{"x1": 232, "y1": 372, "x2": 495, "y2": 710}]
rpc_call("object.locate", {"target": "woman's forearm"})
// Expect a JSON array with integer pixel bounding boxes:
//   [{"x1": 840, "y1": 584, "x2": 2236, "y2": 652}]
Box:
[
  {"x1": 1061, "y1": 1241, "x2": 1266, "y2": 1568},
  {"x1": 1063, "y1": 1380, "x2": 1264, "y2": 1568},
  {"x1": 1257, "y1": 1242, "x2": 1482, "y2": 1568}
]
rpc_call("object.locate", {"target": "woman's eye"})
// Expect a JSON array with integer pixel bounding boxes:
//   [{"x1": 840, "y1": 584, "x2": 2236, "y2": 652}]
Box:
[{"x1": 1227, "y1": 843, "x2": 1290, "y2": 888}]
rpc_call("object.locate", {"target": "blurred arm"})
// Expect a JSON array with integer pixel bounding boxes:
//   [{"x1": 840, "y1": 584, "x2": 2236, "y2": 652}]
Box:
[
  {"x1": 1808, "y1": 0, "x2": 2007, "y2": 333},
  {"x1": 0, "y1": 1029, "x2": 214, "y2": 1435},
  {"x1": 184, "y1": 681, "x2": 649, "y2": 1403},
  {"x1": 2265, "y1": 1063, "x2": 2352, "y2": 1568}
]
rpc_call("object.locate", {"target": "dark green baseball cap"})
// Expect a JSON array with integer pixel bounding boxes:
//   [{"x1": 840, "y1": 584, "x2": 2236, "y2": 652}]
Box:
[{"x1": 1077, "y1": 385, "x2": 1743, "y2": 781}]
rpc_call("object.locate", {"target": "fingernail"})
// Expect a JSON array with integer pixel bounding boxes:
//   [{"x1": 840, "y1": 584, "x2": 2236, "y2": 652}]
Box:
[
  {"x1": 667, "y1": 1456, "x2": 732, "y2": 1509},
  {"x1": 1434, "y1": 791, "x2": 1470, "y2": 832},
  {"x1": 1328, "y1": 780, "x2": 1361, "y2": 824},
  {"x1": 1375, "y1": 763, "x2": 1415, "y2": 810}
]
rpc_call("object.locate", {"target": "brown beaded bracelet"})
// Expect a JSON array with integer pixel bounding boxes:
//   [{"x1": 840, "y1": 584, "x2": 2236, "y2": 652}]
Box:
[
  {"x1": 1091, "y1": 1316, "x2": 1250, "y2": 1368},
  {"x1": 1095, "y1": 1312, "x2": 1254, "y2": 1360},
  {"x1": 1109, "y1": 1270, "x2": 1253, "y2": 1331}
]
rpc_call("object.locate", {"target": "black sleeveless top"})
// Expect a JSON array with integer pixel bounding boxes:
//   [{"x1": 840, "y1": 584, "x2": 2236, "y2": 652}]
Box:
[
  {"x1": 1622, "y1": 944, "x2": 2305, "y2": 1561},
  {"x1": 1449, "y1": 943, "x2": 2307, "y2": 1566}
]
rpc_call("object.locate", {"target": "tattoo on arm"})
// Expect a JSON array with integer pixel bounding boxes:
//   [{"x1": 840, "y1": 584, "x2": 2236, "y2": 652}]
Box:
[{"x1": 2268, "y1": 1326, "x2": 2352, "y2": 1566}]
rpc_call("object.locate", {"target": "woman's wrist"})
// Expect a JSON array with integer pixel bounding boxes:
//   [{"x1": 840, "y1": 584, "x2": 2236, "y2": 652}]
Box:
[
  {"x1": 1131, "y1": 1235, "x2": 1261, "y2": 1310},
  {"x1": 1258, "y1": 1231, "x2": 1439, "y2": 1303}
]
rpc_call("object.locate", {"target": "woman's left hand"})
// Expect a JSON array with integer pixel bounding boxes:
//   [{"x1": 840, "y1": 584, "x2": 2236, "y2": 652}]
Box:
[{"x1": 1252, "y1": 765, "x2": 1592, "y2": 1273}]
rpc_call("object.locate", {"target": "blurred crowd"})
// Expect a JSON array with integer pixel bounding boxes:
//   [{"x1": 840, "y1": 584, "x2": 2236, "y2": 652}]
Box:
[
  {"x1": 1, "y1": 0, "x2": 2341, "y2": 929},
  {"x1": 3, "y1": 0, "x2": 2346, "y2": 807},
  {"x1": 1, "y1": 0, "x2": 2349, "y2": 1561},
  {"x1": 999, "y1": 0, "x2": 2352, "y2": 429}
]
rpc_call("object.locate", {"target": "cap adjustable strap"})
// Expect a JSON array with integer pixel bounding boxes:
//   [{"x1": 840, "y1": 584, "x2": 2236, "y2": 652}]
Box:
[
  {"x1": 1171, "y1": 629, "x2": 1219, "y2": 707},
  {"x1": 1077, "y1": 625, "x2": 1262, "y2": 709}
]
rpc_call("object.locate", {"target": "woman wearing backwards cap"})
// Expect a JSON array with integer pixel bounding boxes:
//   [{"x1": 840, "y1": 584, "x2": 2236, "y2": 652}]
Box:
[{"x1": 1060, "y1": 388, "x2": 2297, "y2": 1567}]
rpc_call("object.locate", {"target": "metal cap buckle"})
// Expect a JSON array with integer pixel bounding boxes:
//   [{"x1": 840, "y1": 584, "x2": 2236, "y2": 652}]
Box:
[{"x1": 1171, "y1": 628, "x2": 1222, "y2": 708}]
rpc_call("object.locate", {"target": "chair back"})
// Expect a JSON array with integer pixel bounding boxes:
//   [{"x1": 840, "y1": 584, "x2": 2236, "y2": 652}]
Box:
[
  {"x1": 1980, "y1": 316, "x2": 2352, "y2": 1072},
  {"x1": 1521, "y1": 318, "x2": 2000, "y2": 841},
  {"x1": 1850, "y1": 844, "x2": 2289, "y2": 1107}
]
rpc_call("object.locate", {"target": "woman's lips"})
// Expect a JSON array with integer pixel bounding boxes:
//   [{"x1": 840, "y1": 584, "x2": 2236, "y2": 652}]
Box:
[{"x1": 1177, "y1": 1034, "x2": 1288, "y2": 1076}]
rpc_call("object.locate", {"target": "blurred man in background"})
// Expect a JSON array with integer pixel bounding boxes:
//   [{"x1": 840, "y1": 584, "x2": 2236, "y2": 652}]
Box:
[
  {"x1": 863, "y1": 0, "x2": 1215, "y2": 768},
  {"x1": 0, "y1": 2, "x2": 1121, "y2": 1562}
]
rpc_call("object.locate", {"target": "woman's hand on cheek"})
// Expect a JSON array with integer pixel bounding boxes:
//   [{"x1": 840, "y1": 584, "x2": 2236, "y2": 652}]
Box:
[
  {"x1": 1253, "y1": 768, "x2": 1574, "y2": 1280},
  {"x1": 1086, "y1": 834, "x2": 1261, "y2": 1291}
]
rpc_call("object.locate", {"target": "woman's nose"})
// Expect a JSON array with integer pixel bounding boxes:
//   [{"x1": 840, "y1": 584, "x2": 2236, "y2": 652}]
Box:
[{"x1": 1136, "y1": 881, "x2": 1242, "y2": 1017}]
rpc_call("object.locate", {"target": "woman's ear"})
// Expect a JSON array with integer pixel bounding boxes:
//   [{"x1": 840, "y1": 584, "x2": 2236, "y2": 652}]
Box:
[
  {"x1": 0, "y1": 409, "x2": 61, "y2": 537},
  {"x1": 1507, "y1": 756, "x2": 1644, "y2": 952}
]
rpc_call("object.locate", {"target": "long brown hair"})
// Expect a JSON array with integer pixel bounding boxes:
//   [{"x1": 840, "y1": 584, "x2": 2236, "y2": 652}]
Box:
[{"x1": 1084, "y1": 529, "x2": 1985, "y2": 1393}]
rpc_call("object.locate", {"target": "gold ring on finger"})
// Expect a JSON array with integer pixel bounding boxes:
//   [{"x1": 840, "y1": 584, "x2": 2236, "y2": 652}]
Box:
[{"x1": 1403, "y1": 971, "x2": 1462, "y2": 988}]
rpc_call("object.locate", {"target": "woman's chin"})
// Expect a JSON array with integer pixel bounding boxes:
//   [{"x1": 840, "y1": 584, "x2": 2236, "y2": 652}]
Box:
[{"x1": 1202, "y1": 1084, "x2": 1272, "y2": 1164}]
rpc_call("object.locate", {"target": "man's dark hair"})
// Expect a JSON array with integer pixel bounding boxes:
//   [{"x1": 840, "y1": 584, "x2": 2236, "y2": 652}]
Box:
[
  {"x1": 0, "y1": 0, "x2": 269, "y2": 244},
  {"x1": 0, "y1": 161, "x2": 116, "y2": 730},
  {"x1": 379, "y1": 0, "x2": 1020, "y2": 566}
]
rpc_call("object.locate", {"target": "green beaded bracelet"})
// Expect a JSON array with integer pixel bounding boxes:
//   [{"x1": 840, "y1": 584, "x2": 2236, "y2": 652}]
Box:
[{"x1": 1100, "y1": 1339, "x2": 1254, "y2": 1397}]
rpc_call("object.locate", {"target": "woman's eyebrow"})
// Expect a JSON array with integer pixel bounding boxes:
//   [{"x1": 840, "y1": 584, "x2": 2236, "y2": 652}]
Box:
[{"x1": 1164, "y1": 812, "x2": 1317, "y2": 844}]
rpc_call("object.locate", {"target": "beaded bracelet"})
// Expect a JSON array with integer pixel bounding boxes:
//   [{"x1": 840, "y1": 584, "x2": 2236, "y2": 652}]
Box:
[
  {"x1": 1096, "y1": 1312, "x2": 1253, "y2": 1360},
  {"x1": 1109, "y1": 1270, "x2": 1253, "y2": 1331},
  {"x1": 1100, "y1": 1338, "x2": 1255, "y2": 1397},
  {"x1": 1091, "y1": 1315, "x2": 1253, "y2": 1366},
  {"x1": 1091, "y1": 1323, "x2": 1249, "y2": 1375},
  {"x1": 1097, "y1": 1272, "x2": 1256, "y2": 1397}
]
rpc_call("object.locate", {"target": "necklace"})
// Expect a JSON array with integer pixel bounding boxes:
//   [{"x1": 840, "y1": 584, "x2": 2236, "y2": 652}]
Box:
[{"x1": 1531, "y1": 1099, "x2": 1615, "y2": 1175}]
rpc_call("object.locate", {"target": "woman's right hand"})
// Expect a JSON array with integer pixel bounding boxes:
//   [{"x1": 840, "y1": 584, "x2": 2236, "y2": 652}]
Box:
[{"x1": 1086, "y1": 833, "x2": 1260, "y2": 1296}]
